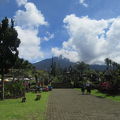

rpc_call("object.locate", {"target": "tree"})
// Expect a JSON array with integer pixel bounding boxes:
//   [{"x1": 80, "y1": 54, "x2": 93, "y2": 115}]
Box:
[
  {"x1": 75, "y1": 61, "x2": 89, "y2": 75},
  {"x1": 105, "y1": 58, "x2": 109, "y2": 70},
  {"x1": 13, "y1": 58, "x2": 35, "y2": 81},
  {"x1": 73, "y1": 61, "x2": 89, "y2": 87},
  {"x1": 105, "y1": 58, "x2": 110, "y2": 70},
  {"x1": 0, "y1": 17, "x2": 20, "y2": 100},
  {"x1": 50, "y1": 57, "x2": 56, "y2": 77}
]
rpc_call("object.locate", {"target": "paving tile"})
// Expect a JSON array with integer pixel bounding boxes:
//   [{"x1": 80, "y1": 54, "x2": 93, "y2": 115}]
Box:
[{"x1": 46, "y1": 89, "x2": 120, "y2": 120}]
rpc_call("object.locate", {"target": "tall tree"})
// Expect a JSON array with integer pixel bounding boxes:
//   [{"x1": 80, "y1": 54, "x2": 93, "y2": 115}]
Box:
[
  {"x1": 50, "y1": 57, "x2": 56, "y2": 77},
  {"x1": 75, "y1": 61, "x2": 89, "y2": 75},
  {"x1": 73, "y1": 61, "x2": 89, "y2": 87},
  {"x1": 105, "y1": 58, "x2": 110, "y2": 70},
  {"x1": 0, "y1": 17, "x2": 20, "y2": 100}
]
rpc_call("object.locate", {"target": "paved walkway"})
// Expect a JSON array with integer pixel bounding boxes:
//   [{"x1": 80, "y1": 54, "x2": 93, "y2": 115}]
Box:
[{"x1": 46, "y1": 89, "x2": 120, "y2": 120}]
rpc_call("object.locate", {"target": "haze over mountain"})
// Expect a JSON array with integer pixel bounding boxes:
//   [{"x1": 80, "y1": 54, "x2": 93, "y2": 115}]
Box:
[{"x1": 33, "y1": 56, "x2": 106, "y2": 71}]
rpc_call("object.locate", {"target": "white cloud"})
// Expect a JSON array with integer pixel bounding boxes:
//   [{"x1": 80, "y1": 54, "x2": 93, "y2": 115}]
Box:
[
  {"x1": 16, "y1": 0, "x2": 27, "y2": 6},
  {"x1": 52, "y1": 14, "x2": 120, "y2": 64},
  {"x1": 79, "y1": 0, "x2": 88, "y2": 7},
  {"x1": 15, "y1": 0, "x2": 51, "y2": 62},
  {"x1": 41, "y1": 32, "x2": 54, "y2": 41},
  {"x1": 16, "y1": 26, "x2": 44, "y2": 62},
  {"x1": 15, "y1": 2, "x2": 47, "y2": 28},
  {"x1": 52, "y1": 47, "x2": 79, "y2": 62}
]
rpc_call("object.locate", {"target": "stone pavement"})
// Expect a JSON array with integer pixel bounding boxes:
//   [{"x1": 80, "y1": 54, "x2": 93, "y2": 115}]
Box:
[{"x1": 46, "y1": 89, "x2": 120, "y2": 120}]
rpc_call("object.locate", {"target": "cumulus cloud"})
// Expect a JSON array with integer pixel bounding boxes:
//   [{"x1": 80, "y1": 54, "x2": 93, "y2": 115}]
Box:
[
  {"x1": 15, "y1": 2, "x2": 47, "y2": 28},
  {"x1": 15, "y1": 26, "x2": 44, "y2": 62},
  {"x1": 79, "y1": 0, "x2": 88, "y2": 7},
  {"x1": 52, "y1": 14, "x2": 120, "y2": 64},
  {"x1": 15, "y1": 0, "x2": 52, "y2": 62},
  {"x1": 52, "y1": 47, "x2": 79, "y2": 62},
  {"x1": 16, "y1": 0, "x2": 27, "y2": 6}
]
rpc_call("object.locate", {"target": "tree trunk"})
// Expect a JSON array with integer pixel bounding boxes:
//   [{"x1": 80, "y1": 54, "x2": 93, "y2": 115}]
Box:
[{"x1": 1, "y1": 69, "x2": 4, "y2": 100}]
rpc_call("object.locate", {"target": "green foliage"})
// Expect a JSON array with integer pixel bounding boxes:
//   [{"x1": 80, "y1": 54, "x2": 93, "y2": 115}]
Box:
[
  {"x1": 12, "y1": 58, "x2": 36, "y2": 80},
  {"x1": 74, "y1": 61, "x2": 89, "y2": 73},
  {"x1": 0, "y1": 17, "x2": 20, "y2": 71},
  {"x1": 0, "y1": 17, "x2": 21, "y2": 99},
  {"x1": 91, "y1": 89, "x2": 120, "y2": 102},
  {"x1": 103, "y1": 58, "x2": 120, "y2": 91},
  {"x1": 52, "y1": 76, "x2": 60, "y2": 82},
  {"x1": 4, "y1": 81, "x2": 25, "y2": 98}
]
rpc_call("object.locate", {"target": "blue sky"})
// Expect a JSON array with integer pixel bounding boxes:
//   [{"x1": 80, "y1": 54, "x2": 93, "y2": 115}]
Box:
[{"x1": 1, "y1": 0, "x2": 120, "y2": 64}]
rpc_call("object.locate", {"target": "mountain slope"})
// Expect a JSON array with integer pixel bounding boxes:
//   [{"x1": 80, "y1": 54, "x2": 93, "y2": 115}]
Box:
[
  {"x1": 33, "y1": 57, "x2": 74, "y2": 71},
  {"x1": 90, "y1": 64, "x2": 106, "y2": 71},
  {"x1": 33, "y1": 57, "x2": 106, "y2": 71}
]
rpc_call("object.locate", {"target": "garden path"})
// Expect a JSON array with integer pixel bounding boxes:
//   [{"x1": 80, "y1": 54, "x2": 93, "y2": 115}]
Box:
[{"x1": 46, "y1": 89, "x2": 120, "y2": 120}]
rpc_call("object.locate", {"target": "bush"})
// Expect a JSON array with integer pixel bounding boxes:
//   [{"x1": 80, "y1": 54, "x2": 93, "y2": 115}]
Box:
[
  {"x1": 4, "y1": 81, "x2": 25, "y2": 99},
  {"x1": 98, "y1": 81, "x2": 112, "y2": 92}
]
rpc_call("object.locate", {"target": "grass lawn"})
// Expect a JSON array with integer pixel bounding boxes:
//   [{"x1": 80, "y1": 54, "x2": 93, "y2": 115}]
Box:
[
  {"x1": 91, "y1": 89, "x2": 120, "y2": 102},
  {"x1": 0, "y1": 92, "x2": 49, "y2": 120},
  {"x1": 75, "y1": 88, "x2": 120, "y2": 102}
]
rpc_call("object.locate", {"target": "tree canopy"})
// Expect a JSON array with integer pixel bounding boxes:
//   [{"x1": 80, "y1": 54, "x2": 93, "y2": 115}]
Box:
[
  {"x1": 0, "y1": 17, "x2": 20, "y2": 99},
  {"x1": 0, "y1": 17, "x2": 20, "y2": 73}
]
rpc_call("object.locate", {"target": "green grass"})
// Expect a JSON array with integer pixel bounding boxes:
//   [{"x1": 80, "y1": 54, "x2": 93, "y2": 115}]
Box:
[
  {"x1": 0, "y1": 92, "x2": 50, "y2": 120},
  {"x1": 75, "y1": 88, "x2": 120, "y2": 102},
  {"x1": 91, "y1": 89, "x2": 120, "y2": 102}
]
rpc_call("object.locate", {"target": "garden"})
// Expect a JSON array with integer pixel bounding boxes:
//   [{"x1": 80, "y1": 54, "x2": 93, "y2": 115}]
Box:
[{"x1": 1, "y1": 16, "x2": 120, "y2": 120}]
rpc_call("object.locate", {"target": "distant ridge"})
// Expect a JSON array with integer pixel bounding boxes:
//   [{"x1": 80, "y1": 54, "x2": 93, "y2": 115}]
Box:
[
  {"x1": 33, "y1": 57, "x2": 106, "y2": 71},
  {"x1": 90, "y1": 64, "x2": 106, "y2": 71},
  {"x1": 33, "y1": 56, "x2": 74, "y2": 71}
]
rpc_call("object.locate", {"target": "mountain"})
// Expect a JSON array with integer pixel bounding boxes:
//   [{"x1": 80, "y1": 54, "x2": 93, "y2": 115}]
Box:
[
  {"x1": 33, "y1": 56, "x2": 74, "y2": 71},
  {"x1": 33, "y1": 57, "x2": 106, "y2": 71},
  {"x1": 90, "y1": 64, "x2": 106, "y2": 71}
]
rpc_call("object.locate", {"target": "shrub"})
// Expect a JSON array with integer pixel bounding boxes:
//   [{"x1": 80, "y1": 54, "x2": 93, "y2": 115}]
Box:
[
  {"x1": 4, "y1": 81, "x2": 25, "y2": 99},
  {"x1": 98, "y1": 81, "x2": 112, "y2": 92}
]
